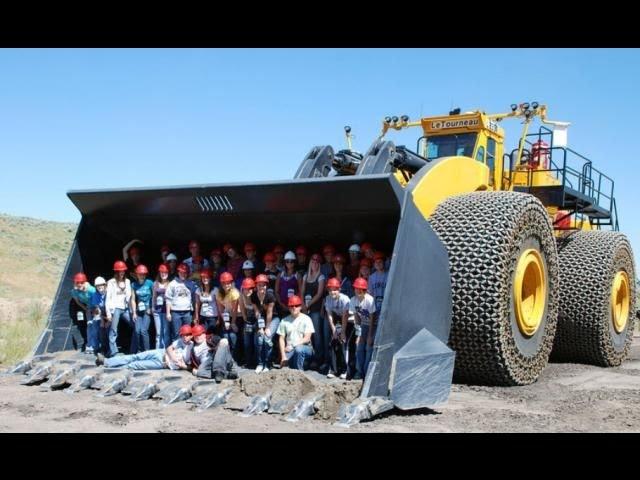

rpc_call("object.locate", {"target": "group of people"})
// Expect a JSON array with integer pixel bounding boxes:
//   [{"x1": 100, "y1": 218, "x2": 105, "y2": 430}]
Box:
[{"x1": 70, "y1": 240, "x2": 390, "y2": 381}]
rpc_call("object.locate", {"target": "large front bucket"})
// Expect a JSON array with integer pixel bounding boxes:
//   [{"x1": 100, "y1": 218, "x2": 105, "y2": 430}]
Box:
[{"x1": 36, "y1": 173, "x2": 454, "y2": 410}]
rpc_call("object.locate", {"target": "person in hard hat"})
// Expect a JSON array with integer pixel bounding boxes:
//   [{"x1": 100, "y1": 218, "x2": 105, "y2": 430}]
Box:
[
  {"x1": 239, "y1": 277, "x2": 258, "y2": 368},
  {"x1": 215, "y1": 271, "x2": 240, "y2": 356},
  {"x1": 251, "y1": 274, "x2": 279, "y2": 373},
  {"x1": 89, "y1": 276, "x2": 108, "y2": 354},
  {"x1": 224, "y1": 243, "x2": 245, "y2": 281},
  {"x1": 238, "y1": 259, "x2": 255, "y2": 289},
  {"x1": 105, "y1": 261, "x2": 134, "y2": 357},
  {"x1": 330, "y1": 253, "x2": 353, "y2": 298},
  {"x1": 295, "y1": 245, "x2": 308, "y2": 276},
  {"x1": 131, "y1": 264, "x2": 154, "y2": 353},
  {"x1": 125, "y1": 245, "x2": 144, "y2": 281},
  {"x1": 262, "y1": 251, "x2": 280, "y2": 295},
  {"x1": 349, "y1": 277, "x2": 377, "y2": 380},
  {"x1": 165, "y1": 253, "x2": 178, "y2": 280},
  {"x1": 277, "y1": 295, "x2": 315, "y2": 370},
  {"x1": 300, "y1": 253, "x2": 328, "y2": 371},
  {"x1": 324, "y1": 277, "x2": 355, "y2": 379},
  {"x1": 193, "y1": 325, "x2": 239, "y2": 382},
  {"x1": 272, "y1": 244, "x2": 286, "y2": 271},
  {"x1": 194, "y1": 269, "x2": 219, "y2": 332},
  {"x1": 321, "y1": 244, "x2": 336, "y2": 278},
  {"x1": 360, "y1": 242, "x2": 374, "y2": 262},
  {"x1": 275, "y1": 251, "x2": 302, "y2": 319},
  {"x1": 152, "y1": 264, "x2": 171, "y2": 349},
  {"x1": 70, "y1": 272, "x2": 96, "y2": 353},
  {"x1": 358, "y1": 258, "x2": 372, "y2": 280},
  {"x1": 184, "y1": 240, "x2": 210, "y2": 272},
  {"x1": 368, "y1": 252, "x2": 389, "y2": 315},
  {"x1": 347, "y1": 244, "x2": 361, "y2": 280},
  {"x1": 165, "y1": 263, "x2": 195, "y2": 344},
  {"x1": 244, "y1": 242, "x2": 264, "y2": 274},
  {"x1": 209, "y1": 248, "x2": 226, "y2": 288},
  {"x1": 160, "y1": 244, "x2": 171, "y2": 264},
  {"x1": 96, "y1": 324, "x2": 194, "y2": 370}
]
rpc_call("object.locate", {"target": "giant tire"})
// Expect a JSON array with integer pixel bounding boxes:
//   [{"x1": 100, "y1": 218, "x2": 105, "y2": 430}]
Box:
[
  {"x1": 429, "y1": 191, "x2": 559, "y2": 386},
  {"x1": 551, "y1": 231, "x2": 636, "y2": 366}
]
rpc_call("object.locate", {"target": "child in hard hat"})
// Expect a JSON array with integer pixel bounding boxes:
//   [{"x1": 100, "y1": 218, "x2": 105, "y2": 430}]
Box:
[
  {"x1": 152, "y1": 264, "x2": 171, "y2": 349},
  {"x1": 275, "y1": 251, "x2": 302, "y2": 320},
  {"x1": 165, "y1": 263, "x2": 195, "y2": 344},
  {"x1": 105, "y1": 261, "x2": 134, "y2": 357},
  {"x1": 70, "y1": 272, "x2": 97, "y2": 353},
  {"x1": 277, "y1": 295, "x2": 315, "y2": 370},
  {"x1": 88, "y1": 276, "x2": 107, "y2": 355},
  {"x1": 244, "y1": 242, "x2": 264, "y2": 274},
  {"x1": 215, "y1": 271, "x2": 240, "y2": 357},
  {"x1": 350, "y1": 277, "x2": 377, "y2": 380},
  {"x1": 252, "y1": 274, "x2": 279, "y2": 373},
  {"x1": 324, "y1": 277, "x2": 355, "y2": 379},
  {"x1": 368, "y1": 252, "x2": 389, "y2": 315},
  {"x1": 194, "y1": 269, "x2": 219, "y2": 332},
  {"x1": 239, "y1": 277, "x2": 258, "y2": 368},
  {"x1": 131, "y1": 264, "x2": 154, "y2": 353},
  {"x1": 301, "y1": 253, "x2": 328, "y2": 371}
]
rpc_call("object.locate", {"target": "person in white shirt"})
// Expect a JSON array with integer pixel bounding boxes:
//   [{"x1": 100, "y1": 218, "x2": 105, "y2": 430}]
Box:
[
  {"x1": 96, "y1": 324, "x2": 194, "y2": 370},
  {"x1": 324, "y1": 277, "x2": 355, "y2": 379},
  {"x1": 349, "y1": 277, "x2": 377, "y2": 380},
  {"x1": 105, "y1": 260, "x2": 135, "y2": 357},
  {"x1": 165, "y1": 263, "x2": 195, "y2": 343},
  {"x1": 277, "y1": 295, "x2": 314, "y2": 370}
]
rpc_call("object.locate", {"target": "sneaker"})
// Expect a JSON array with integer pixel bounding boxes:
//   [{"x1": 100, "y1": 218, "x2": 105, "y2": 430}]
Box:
[
  {"x1": 339, "y1": 373, "x2": 347, "y2": 380},
  {"x1": 95, "y1": 353, "x2": 105, "y2": 366},
  {"x1": 255, "y1": 365, "x2": 264, "y2": 374},
  {"x1": 85, "y1": 347, "x2": 94, "y2": 355},
  {"x1": 327, "y1": 372, "x2": 336, "y2": 379},
  {"x1": 214, "y1": 371, "x2": 225, "y2": 383},
  {"x1": 262, "y1": 366, "x2": 269, "y2": 373}
]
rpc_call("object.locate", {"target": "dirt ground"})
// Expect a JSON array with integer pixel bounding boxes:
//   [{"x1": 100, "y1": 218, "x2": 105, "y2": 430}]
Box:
[{"x1": 2, "y1": 338, "x2": 640, "y2": 432}]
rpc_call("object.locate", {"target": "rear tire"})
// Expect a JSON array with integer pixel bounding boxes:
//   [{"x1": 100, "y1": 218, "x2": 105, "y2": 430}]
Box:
[
  {"x1": 551, "y1": 231, "x2": 636, "y2": 366},
  {"x1": 430, "y1": 191, "x2": 559, "y2": 385}
]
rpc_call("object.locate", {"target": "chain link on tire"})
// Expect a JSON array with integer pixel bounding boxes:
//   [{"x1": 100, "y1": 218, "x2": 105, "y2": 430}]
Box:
[
  {"x1": 429, "y1": 191, "x2": 559, "y2": 386},
  {"x1": 551, "y1": 230, "x2": 636, "y2": 366}
]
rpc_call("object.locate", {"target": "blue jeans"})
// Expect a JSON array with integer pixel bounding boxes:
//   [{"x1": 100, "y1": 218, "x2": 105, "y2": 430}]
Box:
[
  {"x1": 200, "y1": 316, "x2": 218, "y2": 332},
  {"x1": 309, "y1": 310, "x2": 330, "y2": 365},
  {"x1": 134, "y1": 310, "x2": 151, "y2": 353},
  {"x1": 356, "y1": 324, "x2": 374, "y2": 377},
  {"x1": 153, "y1": 310, "x2": 167, "y2": 349},
  {"x1": 255, "y1": 317, "x2": 280, "y2": 367},
  {"x1": 109, "y1": 308, "x2": 134, "y2": 357},
  {"x1": 104, "y1": 349, "x2": 165, "y2": 370},
  {"x1": 286, "y1": 344, "x2": 313, "y2": 370},
  {"x1": 169, "y1": 310, "x2": 192, "y2": 342},
  {"x1": 243, "y1": 325, "x2": 257, "y2": 367},
  {"x1": 87, "y1": 315, "x2": 101, "y2": 351}
]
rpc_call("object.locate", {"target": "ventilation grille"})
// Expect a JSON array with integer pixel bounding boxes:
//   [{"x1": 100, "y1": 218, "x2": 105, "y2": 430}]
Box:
[{"x1": 195, "y1": 195, "x2": 234, "y2": 212}]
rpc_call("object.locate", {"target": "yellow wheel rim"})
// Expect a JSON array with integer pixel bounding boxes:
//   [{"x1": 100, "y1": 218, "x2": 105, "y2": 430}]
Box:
[
  {"x1": 611, "y1": 271, "x2": 630, "y2": 334},
  {"x1": 514, "y1": 249, "x2": 546, "y2": 337}
]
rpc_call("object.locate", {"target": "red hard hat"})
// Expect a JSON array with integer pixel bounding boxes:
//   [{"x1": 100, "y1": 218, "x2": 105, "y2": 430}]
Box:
[
  {"x1": 244, "y1": 242, "x2": 256, "y2": 252},
  {"x1": 322, "y1": 244, "x2": 335, "y2": 255},
  {"x1": 359, "y1": 258, "x2": 372, "y2": 268},
  {"x1": 189, "y1": 240, "x2": 199, "y2": 249},
  {"x1": 220, "y1": 272, "x2": 234, "y2": 284},
  {"x1": 333, "y1": 254, "x2": 346, "y2": 264},
  {"x1": 373, "y1": 251, "x2": 386, "y2": 261},
  {"x1": 113, "y1": 260, "x2": 128, "y2": 272},
  {"x1": 288, "y1": 295, "x2": 303, "y2": 307},
  {"x1": 326, "y1": 277, "x2": 341, "y2": 290},
  {"x1": 255, "y1": 274, "x2": 269, "y2": 284},
  {"x1": 361, "y1": 242, "x2": 373, "y2": 253},
  {"x1": 310, "y1": 253, "x2": 322, "y2": 262},
  {"x1": 160, "y1": 244, "x2": 170, "y2": 253},
  {"x1": 210, "y1": 248, "x2": 222, "y2": 257},
  {"x1": 223, "y1": 243, "x2": 234, "y2": 254},
  {"x1": 353, "y1": 277, "x2": 368, "y2": 290},
  {"x1": 295, "y1": 245, "x2": 307, "y2": 255},
  {"x1": 157, "y1": 264, "x2": 169, "y2": 274},
  {"x1": 263, "y1": 252, "x2": 276, "y2": 263},
  {"x1": 241, "y1": 278, "x2": 256, "y2": 290},
  {"x1": 135, "y1": 264, "x2": 149, "y2": 275},
  {"x1": 199, "y1": 268, "x2": 211, "y2": 279},
  {"x1": 179, "y1": 325, "x2": 193, "y2": 336},
  {"x1": 177, "y1": 263, "x2": 190, "y2": 274},
  {"x1": 73, "y1": 272, "x2": 87, "y2": 283},
  {"x1": 129, "y1": 246, "x2": 140, "y2": 255},
  {"x1": 273, "y1": 244, "x2": 285, "y2": 254},
  {"x1": 191, "y1": 324, "x2": 206, "y2": 337}
]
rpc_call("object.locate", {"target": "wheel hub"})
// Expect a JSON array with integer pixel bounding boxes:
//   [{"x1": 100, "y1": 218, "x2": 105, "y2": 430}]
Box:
[
  {"x1": 611, "y1": 271, "x2": 630, "y2": 334},
  {"x1": 514, "y1": 248, "x2": 546, "y2": 337}
]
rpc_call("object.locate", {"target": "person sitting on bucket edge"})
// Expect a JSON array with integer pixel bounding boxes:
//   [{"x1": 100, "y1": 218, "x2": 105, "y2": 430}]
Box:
[
  {"x1": 277, "y1": 295, "x2": 315, "y2": 371},
  {"x1": 70, "y1": 272, "x2": 96, "y2": 353},
  {"x1": 192, "y1": 324, "x2": 239, "y2": 383},
  {"x1": 96, "y1": 324, "x2": 194, "y2": 370}
]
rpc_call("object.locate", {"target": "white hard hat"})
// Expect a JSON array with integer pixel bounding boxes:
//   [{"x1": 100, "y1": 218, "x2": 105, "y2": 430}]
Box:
[
  {"x1": 242, "y1": 260, "x2": 255, "y2": 270},
  {"x1": 284, "y1": 251, "x2": 296, "y2": 261},
  {"x1": 94, "y1": 276, "x2": 106, "y2": 287},
  {"x1": 166, "y1": 253, "x2": 177, "y2": 261},
  {"x1": 348, "y1": 244, "x2": 361, "y2": 252}
]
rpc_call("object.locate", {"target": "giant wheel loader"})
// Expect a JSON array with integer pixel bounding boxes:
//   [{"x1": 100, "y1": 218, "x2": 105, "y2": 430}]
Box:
[{"x1": 35, "y1": 103, "x2": 636, "y2": 412}]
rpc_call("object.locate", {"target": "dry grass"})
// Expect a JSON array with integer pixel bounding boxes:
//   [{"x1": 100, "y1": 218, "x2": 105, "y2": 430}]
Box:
[{"x1": 0, "y1": 300, "x2": 49, "y2": 365}]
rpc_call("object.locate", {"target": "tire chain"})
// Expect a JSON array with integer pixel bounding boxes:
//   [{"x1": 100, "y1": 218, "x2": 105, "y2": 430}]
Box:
[
  {"x1": 551, "y1": 230, "x2": 636, "y2": 366},
  {"x1": 429, "y1": 191, "x2": 559, "y2": 386}
]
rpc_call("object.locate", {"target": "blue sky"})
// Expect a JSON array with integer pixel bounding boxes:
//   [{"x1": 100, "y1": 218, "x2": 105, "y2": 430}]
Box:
[{"x1": 1, "y1": 48, "x2": 638, "y2": 266}]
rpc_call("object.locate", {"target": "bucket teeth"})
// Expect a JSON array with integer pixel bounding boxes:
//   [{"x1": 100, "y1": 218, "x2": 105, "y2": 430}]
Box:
[
  {"x1": 239, "y1": 392, "x2": 272, "y2": 417},
  {"x1": 286, "y1": 393, "x2": 325, "y2": 422},
  {"x1": 335, "y1": 396, "x2": 395, "y2": 427}
]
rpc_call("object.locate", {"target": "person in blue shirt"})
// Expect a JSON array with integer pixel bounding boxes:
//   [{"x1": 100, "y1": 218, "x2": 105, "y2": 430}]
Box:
[
  {"x1": 88, "y1": 276, "x2": 108, "y2": 355},
  {"x1": 131, "y1": 264, "x2": 155, "y2": 353},
  {"x1": 70, "y1": 272, "x2": 96, "y2": 353}
]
